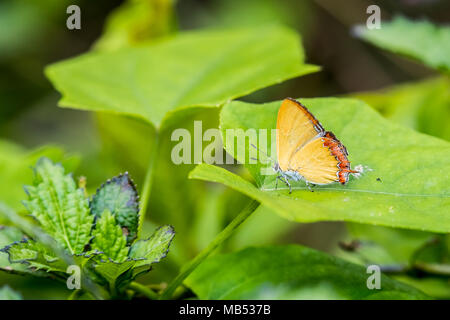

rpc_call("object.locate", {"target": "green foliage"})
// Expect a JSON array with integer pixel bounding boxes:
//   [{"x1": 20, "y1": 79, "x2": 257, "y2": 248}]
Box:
[
  {"x1": 0, "y1": 226, "x2": 30, "y2": 275},
  {"x1": 0, "y1": 0, "x2": 71, "y2": 58},
  {"x1": 90, "y1": 173, "x2": 140, "y2": 243},
  {"x1": 93, "y1": 260, "x2": 137, "y2": 292},
  {"x1": 1, "y1": 239, "x2": 66, "y2": 272},
  {"x1": 0, "y1": 285, "x2": 22, "y2": 300},
  {"x1": 45, "y1": 25, "x2": 318, "y2": 129},
  {"x1": 93, "y1": 0, "x2": 174, "y2": 52},
  {"x1": 3, "y1": 2, "x2": 449, "y2": 301},
  {"x1": 129, "y1": 225, "x2": 175, "y2": 268},
  {"x1": 23, "y1": 157, "x2": 93, "y2": 254},
  {"x1": 0, "y1": 158, "x2": 175, "y2": 297},
  {"x1": 344, "y1": 224, "x2": 433, "y2": 265},
  {"x1": 93, "y1": 226, "x2": 175, "y2": 293},
  {"x1": 186, "y1": 245, "x2": 430, "y2": 299},
  {"x1": 354, "y1": 16, "x2": 450, "y2": 72},
  {"x1": 339, "y1": 225, "x2": 450, "y2": 299},
  {"x1": 353, "y1": 77, "x2": 450, "y2": 141},
  {"x1": 90, "y1": 210, "x2": 129, "y2": 263},
  {"x1": 189, "y1": 97, "x2": 450, "y2": 233}
]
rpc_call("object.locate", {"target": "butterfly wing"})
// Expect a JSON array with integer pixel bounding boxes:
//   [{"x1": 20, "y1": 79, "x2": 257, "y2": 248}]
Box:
[
  {"x1": 276, "y1": 98, "x2": 324, "y2": 171},
  {"x1": 289, "y1": 131, "x2": 355, "y2": 185}
]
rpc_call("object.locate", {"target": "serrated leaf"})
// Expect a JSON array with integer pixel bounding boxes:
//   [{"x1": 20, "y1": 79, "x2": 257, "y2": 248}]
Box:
[
  {"x1": 90, "y1": 173, "x2": 139, "y2": 243},
  {"x1": 354, "y1": 16, "x2": 450, "y2": 72},
  {"x1": 22, "y1": 157, "x2": 93, "y2": 254},
  {"x1": 129, "y1": 225, "x2": 174, "y2": 269},
  {"x1": 0, "y1": 226, "x2": 29, "y2": 274},
  {"x1": 45, "y1": 25, "x2": 319, "y2": 129},
  {"x1": 186, "y1": 245, "x2": 430, "y2": 300},
  {"x1": 189, "y1": 97, "x2": 450, "y2": 233},
  {"x1": 0, "y1": 286, "x2": 22, "y2": 300},
  {"x1": 0, "y1": 239, "x2": 66, "y2": 272},
  {"x1": 90, "y1": 210, "x2": 129, "y2": 263},
  {"x1": 91, "y1": 225, "x2": 175, "y2": 292}
]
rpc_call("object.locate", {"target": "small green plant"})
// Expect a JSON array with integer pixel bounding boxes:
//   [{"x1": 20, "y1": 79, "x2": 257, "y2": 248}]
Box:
[{"x1": 0, "y1": 157, "x2": 174, "y2": 299}]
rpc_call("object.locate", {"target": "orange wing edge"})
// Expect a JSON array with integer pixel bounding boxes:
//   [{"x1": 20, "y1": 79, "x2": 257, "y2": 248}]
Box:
[{"x1": 323, "y1": 131, "x2": 358, "y2": 184}]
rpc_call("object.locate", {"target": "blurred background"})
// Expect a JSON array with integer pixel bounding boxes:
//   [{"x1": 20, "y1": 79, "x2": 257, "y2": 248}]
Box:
[{"x1": 0, "y1": 0, "x2": 449, "y2": 299}]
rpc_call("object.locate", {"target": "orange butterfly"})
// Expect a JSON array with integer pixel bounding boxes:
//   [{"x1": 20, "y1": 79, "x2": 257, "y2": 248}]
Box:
[{"x1": 274, "y1": 98, "x2": 358, "y2": 193}]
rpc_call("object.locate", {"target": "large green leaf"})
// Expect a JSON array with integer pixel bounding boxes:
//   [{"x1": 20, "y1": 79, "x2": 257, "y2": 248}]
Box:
[
  {"x1": 354, "y1": 16, "x2": 450, "y2": 72},
  {"x1": 90, "y1": 173, "x2": 140, "y2": 243},
  {"x1": 23, "y1": 157, "x2": 93, "y2": 254},
  {"x1": 90, "y1": 210, "x2": 129, "y2": 263},
  {"x1": 190, "y1": 97, "x2": 450, "y2": 232},
  {"x1": 45, "y1": 25, "x2": 319, "y2": 129},
  {"x1": 186, "y1": 245, "x2": 429, "y2": 299}
]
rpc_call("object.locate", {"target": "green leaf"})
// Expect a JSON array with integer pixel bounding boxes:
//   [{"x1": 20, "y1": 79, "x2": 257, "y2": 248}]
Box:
[
  {"x1": 90, "y1": 210, "x2": 129, "y2": 263},
  {"x1": 186, "y1": 245, "x2": 429, "y2": 300},
  {"x1": 90, "y1": 173, "x2": 139, "y2": 243},
  {"x1": 352, "y1": 77, "x2": 450, "y2": 141},
  {"x1": 0, "y1": 239, "x2": 66, "y2": 272},
  {"x1": 189, "y1": 97, "x2": 450, "y2": 233},
  {"x1": 45, "y1": 25, "x2": 319, "y2": 129},
  {"x1": 0, "y1": 286, "x2": 22, "y2": 300},
  {"x1": 129, "y1": 225, "x2": 175, "y2": 269},
  {"x1": 354, "y1": 16, "x2": 450, "y2": 72},
  {"x1": 93, "y1": 260, "x2": 136, "y2": 292},
  {"x1": 0, "y1": 226, "x2": 29, "y2": 274},
  {"x1": 93, "y1": 225, "x2": 175, "y2": 291},
  {"x1": 23, "y1": 157, "x2": 93, "y2": 254},
  {"x1": 92, "y1": 226, "x2": 175, "y2": 290},
  {"x1": 393, "y1": 276, "x2": 450, "y2": 299}
]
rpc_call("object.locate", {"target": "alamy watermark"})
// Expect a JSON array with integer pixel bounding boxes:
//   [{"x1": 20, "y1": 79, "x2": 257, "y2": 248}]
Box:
[
  {"x1": 170, "y1": 121, "x2": 277, "y2": 175},
  {"x1": 366, "y1": 265, "x2": 381, "y2": 290},
  {"x1": 66, "y1": 5, "x2": 81, "y2": 30},
  {"x1": 366, "y1": 5, "x2": 381, "y2": 29},
  {"x1": 66, "y1": 265, "x2": 81, "y2": 290}
]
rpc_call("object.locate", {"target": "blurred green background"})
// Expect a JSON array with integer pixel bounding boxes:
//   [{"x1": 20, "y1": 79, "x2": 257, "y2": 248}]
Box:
[{"x1": 0, "y1": 0, "x2": 449, "y2": 299}]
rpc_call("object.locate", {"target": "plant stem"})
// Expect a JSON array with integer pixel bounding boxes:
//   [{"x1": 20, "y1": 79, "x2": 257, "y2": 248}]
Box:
[
  {"x1": 138, "y1": 131, "x2": 160, "y2": 237},
  {"x1": 129, "y1": 281, "x2": 159, "y2": 300},
  {"x1": 159, "y1": 200, "x2": 260, "y2": 300}
]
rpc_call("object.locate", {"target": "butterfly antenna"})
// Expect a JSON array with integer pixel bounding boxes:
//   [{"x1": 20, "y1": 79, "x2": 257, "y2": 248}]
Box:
[{"x1": 250, "y1": 143, "x2": 275, "y2": 164}]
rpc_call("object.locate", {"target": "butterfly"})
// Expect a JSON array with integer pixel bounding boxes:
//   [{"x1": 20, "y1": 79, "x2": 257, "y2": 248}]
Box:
[{"x1": 273, "y1": 98, "x2": 358, "y2": 193}]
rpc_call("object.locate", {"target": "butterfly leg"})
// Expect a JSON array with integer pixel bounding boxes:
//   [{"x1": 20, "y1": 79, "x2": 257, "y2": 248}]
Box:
[
  {"x1": 282, "y1": 176, "x2": 292, "y2": 194},
  {"x1": 305, "y1": 181, "x2": 314, "y2": 192}
]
